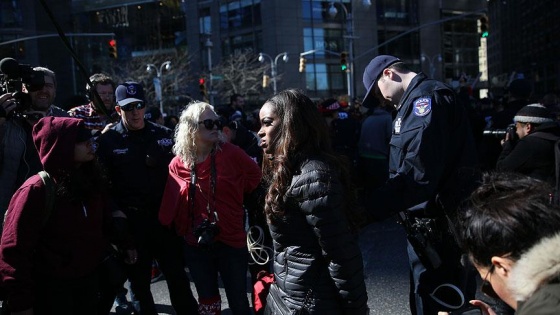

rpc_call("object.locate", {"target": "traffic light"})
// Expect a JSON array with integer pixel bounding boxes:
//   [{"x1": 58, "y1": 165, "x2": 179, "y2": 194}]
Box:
[
  {"x1": 262, "y1": 75, "x2": 270, "y2": 88},
  {"x1": 299, "y1": 57, "x2": 306, "y2": 73},
  {"x1": 108, "y1": 39, "x2": 118, "y2": 58},
  {"x1": 340, "y1": 51, "x2": 348, "y2": 71},
  {"x1": 479, "y1": 15, "x2": 489, "y2": 38},
  {"x1": 199, "y1": 78, "x2": 207, "y2": 98}
]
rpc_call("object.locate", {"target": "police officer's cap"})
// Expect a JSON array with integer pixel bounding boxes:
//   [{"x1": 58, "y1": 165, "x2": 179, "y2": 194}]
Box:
[{"x1": 362, "y1": 55, "x2": 400, "y2": 108}]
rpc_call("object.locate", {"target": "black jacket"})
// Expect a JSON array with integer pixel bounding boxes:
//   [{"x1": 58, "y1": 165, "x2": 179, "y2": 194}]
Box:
[
  {"x1": 368, "y1": 73, "x2": 478, "y2": 219},
  {"x1": 267, "y1": 158, "x2": 368, "y2": 315},
  {"x1": 96, "y1": 120, "x2": 174, "y2": 214},
  {"x1": 269, "y1": 160, "x2": 368, "y2": 315},
  {"x1": 497, "y1": 122, "x2": 560, "y2": 185}
]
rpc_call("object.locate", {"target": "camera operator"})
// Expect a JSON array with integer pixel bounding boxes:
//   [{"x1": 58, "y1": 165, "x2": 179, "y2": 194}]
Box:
[
  {"x1": 68, "y1": 73, "x2": 118, "y2": 131},
  {"x1": 479, "y1": 78, "x2": 532, "y2": 170},
  {"x1": 496, "y1": 104, "x2": 560, "y2": 184},
  {"x1": 0, "y1": 66, "x2": 69, "y2": 223}
]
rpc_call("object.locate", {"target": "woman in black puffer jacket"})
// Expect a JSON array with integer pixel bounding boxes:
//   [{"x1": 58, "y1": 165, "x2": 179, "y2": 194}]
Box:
[{"x1": 257, "y1": 89, "x2": 369, "y2": 315}]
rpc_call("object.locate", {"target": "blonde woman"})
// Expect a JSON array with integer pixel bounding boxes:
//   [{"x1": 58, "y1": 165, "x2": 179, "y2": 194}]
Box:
[{"x1": 159, "y1": 101, "x2": 262, "y2": 315}]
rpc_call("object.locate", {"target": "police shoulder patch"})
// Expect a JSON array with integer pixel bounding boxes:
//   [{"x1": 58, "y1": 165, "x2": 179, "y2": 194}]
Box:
[{"x1": 413, "y1": 97, "x2": 431, "y2": 117}]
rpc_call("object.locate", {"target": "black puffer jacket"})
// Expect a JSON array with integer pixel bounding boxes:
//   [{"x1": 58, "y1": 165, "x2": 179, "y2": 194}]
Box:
[{"x1": 266, "y1": 158, "x2": 368, "y2": 315}]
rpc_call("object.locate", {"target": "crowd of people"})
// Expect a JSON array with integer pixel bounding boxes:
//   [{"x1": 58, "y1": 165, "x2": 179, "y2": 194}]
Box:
[{"x1": 0, "y1": 55, "x2": 558, "y2": 315}]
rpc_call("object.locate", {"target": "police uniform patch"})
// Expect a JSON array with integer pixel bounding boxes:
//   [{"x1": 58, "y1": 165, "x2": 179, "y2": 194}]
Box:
[
  {"x1": 413, "y1": 98, "x2": 431, "y2": 117},
  {"x1": 158, "y1": 138, "x2": 173, "y2": 147}
]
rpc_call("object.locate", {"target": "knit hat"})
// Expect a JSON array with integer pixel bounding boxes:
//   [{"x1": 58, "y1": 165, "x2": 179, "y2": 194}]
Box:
[
  {"x1": 319, "y1": 98, "x2": 341, "y2": 113},
  {"x1": 513, "y1": 103, "x2": 555, "y2": 124}
]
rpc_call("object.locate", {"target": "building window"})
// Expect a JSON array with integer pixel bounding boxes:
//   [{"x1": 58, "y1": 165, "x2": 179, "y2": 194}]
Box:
[
  {"x1": 301, "y1": 1, "x2": 349, "y2": 96},
  {"x1": 219, "y1": 0, "x2": 261, "y2": 31},
  {"x1": 376, "y1": 0, "x2": 412, "y2": 25},
  {"x1": 442, "y1": 13, "x2": 479, "y2": 80},
  {"x1": 302, "y1": 0, "x2": 351, "y2": 22},
  {"x1": 199, "y1": 8, "x2": 211, "y2": 34},
  {"x1": 0, "y1": 0, "x2": 23, "y2": 28}
]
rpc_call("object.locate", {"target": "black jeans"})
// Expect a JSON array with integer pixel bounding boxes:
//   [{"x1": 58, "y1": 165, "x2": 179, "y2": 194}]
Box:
[
  {"x1": 121, "y1": 210, "x2": 198, "y2": 315},
  {"x1": 184, "y1": 241, "x2": 251, "y2": 315}
]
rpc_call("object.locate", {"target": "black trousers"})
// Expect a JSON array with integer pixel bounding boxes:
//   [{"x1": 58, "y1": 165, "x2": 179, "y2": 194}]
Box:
[{"x1": 99, "y1": 209, "x2": 198, "y2": 315}]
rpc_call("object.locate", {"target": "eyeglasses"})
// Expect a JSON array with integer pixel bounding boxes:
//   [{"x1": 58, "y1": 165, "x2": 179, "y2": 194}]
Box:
[
  {"x1": 481, "y1": 265, "x2": 499, "y2": 299},
  {"x1": 198, "y1": 119, "x2": 223, "y2": 130},
  {"x1": 119, "y1": 102, "x2": 146, "y2": 112}
]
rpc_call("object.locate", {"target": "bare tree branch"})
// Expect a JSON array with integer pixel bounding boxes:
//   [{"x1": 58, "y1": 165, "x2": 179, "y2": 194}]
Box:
[
  {"x1": 94, "y1": 48, "x2": 194, "y2": 113},
  {"x1": 210, "y1": 49, "x2": 269, "y2": 105}
]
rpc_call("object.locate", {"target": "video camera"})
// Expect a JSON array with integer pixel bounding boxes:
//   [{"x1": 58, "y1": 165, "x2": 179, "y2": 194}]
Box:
[{"x1": 0, "y1": 57, "x2": 45, "y2": 118}]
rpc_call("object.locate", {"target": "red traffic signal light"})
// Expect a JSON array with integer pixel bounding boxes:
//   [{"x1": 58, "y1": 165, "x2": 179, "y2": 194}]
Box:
[
  {"x1": 199, "y1": 78, "x2": 207, "y2": 98},
  {"x1": 108, "y1": 39, "x2": 118, "y2": 59}
]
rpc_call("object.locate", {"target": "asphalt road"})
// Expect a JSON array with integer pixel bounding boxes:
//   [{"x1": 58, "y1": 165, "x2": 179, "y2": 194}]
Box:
[{"x1": 112, "y1": 217, "x2": 410, "y2": 315}]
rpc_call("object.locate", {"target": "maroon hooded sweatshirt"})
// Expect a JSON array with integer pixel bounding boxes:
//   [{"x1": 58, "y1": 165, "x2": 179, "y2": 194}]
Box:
[{"x1": 0, "y1": 117, "x2": 108, "y2": 312}]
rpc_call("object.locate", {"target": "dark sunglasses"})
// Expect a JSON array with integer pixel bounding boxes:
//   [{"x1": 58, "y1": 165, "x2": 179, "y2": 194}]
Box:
[
  {"x1": 198, "y1": 119, "x2": 223, "y2": 130},
  {"x1": 481, "y1": 265, "x2": 499, "y2": 299},
  {"x1": 119, "y1": 102, "x2": 146, "y2": 112}
]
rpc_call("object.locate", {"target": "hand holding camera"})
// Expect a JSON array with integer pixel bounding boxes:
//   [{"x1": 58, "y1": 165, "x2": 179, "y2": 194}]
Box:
[
  {"x1": 0, "y1": 93, "x2": 17, "y2": 119},
  {"x1": 0, "y1": 57, "x2": 45, "y2": 120}
]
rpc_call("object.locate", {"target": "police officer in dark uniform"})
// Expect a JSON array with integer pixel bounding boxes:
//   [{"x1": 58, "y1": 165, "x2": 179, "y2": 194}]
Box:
[
  {"x1": 361, "y1": 56, "x2": 480, "y2": 315},
  {"x1": 96, "y1": 82, "x2": 197, "y2": 315}
]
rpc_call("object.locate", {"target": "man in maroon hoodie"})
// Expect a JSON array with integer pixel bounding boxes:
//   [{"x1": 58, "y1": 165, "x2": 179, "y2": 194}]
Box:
[{"x1": 0, "y1": 117, "x2": 134, "y2": 315}]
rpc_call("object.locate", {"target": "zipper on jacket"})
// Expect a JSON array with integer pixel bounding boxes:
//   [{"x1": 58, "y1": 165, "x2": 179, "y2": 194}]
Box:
[{"x1": 283, "y1": 249, "x2": 288, "y2": 289}]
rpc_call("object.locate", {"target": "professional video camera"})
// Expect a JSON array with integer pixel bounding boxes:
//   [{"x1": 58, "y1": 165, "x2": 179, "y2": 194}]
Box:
[
  {"x1": 482, "y1": 124, "x2": 517, "y2": 140},
  {"x1": 0, "y1": 57, "x2": 45, "y2": 118}
]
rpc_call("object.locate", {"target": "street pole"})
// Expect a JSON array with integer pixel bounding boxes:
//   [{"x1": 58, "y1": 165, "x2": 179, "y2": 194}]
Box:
[
  {"x1": 258, "y1": 52, "x2": 288, "y2": 95},
  {"x1": 205, "y1": 37, "x2": 214, "y2": 105},
  {"x1": 329, "y1": 1, "x2": 371, "y2": 107},
  {"x1": 146, "y1": 61, "x2": 171, "y2": 115},
  {"x1": 346, "y1": 10, "x2": 354, "y2": 107},
  {"x1": 421, "y1": 53, "x2": 442, "y2": 78}
]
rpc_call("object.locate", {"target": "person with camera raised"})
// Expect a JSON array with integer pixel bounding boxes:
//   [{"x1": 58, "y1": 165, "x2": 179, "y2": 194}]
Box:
[
  {"x1": 96, "y1": 82, "x2": 198, "y2": 315},
  {"x1": 496, "y1": 104, "x2": 560, "y2": 185},
  {"x1": 0, "y1": 66, "x2": 69, "y2": 226},
  {"x1": 159, "y1": 101, "x2": 262, "y2": 315},
  {"x1": 479, "y1": 78, "x2": 532, "y2": 171}
]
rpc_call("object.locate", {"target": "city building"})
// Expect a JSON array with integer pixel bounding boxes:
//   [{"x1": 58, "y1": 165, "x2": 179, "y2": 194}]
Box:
[
  {"x1": 0, "y1": 0, "x2": 495, "y2": 110},
  {"x1": 486, "y1": 0, "x2": 559, "y2": 100}
]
